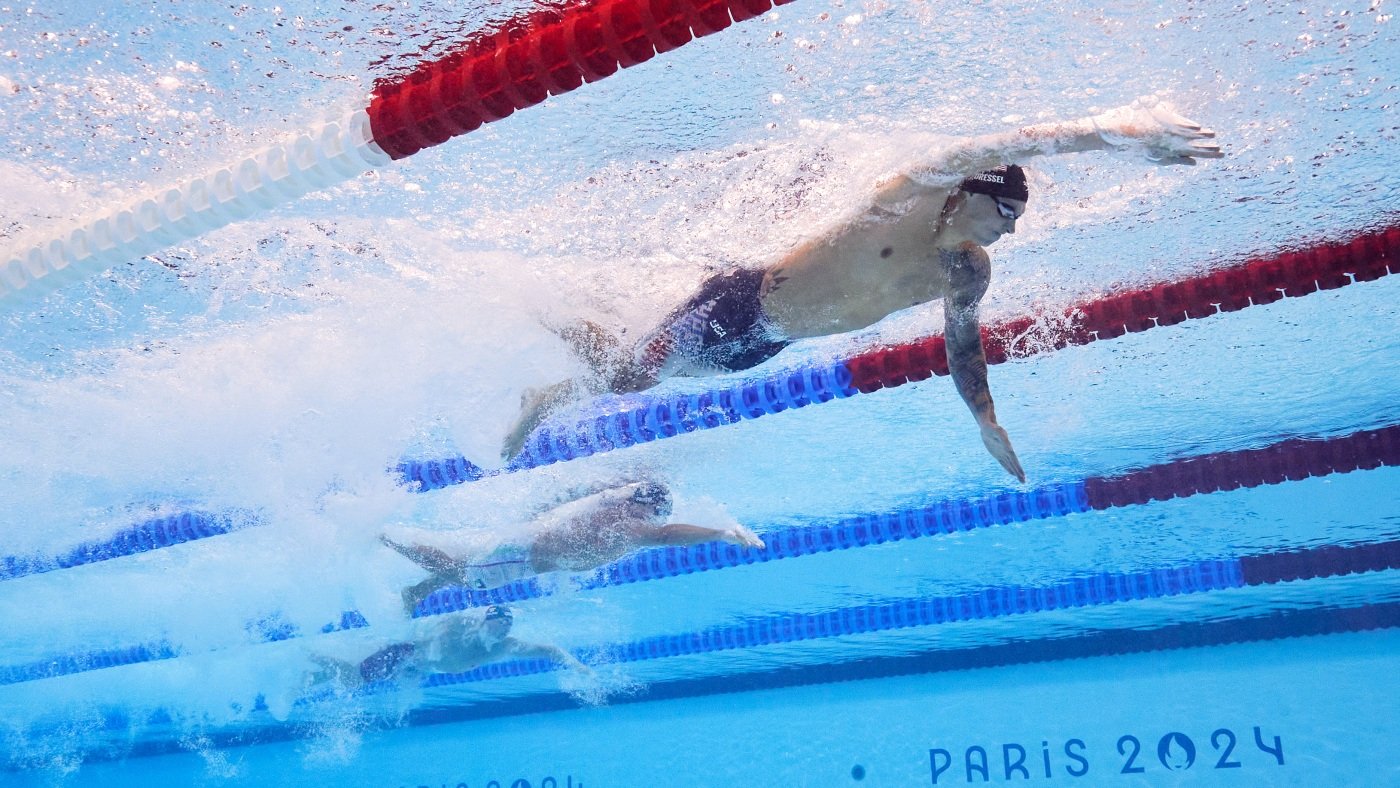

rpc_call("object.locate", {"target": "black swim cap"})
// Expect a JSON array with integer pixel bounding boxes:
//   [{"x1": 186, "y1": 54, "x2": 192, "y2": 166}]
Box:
[
  {"x1": 630, "y1": 481, "x2": 673, "y2": 518},
  {"x1": 959, "y1": 165, "x2": 1029, "y2": 202},
  {"x1": 484, "y1": 605, "x2": 513, "y2": 622},
  {"x1": 630, "y1": 481, "x2": 671, "y2": 507}
]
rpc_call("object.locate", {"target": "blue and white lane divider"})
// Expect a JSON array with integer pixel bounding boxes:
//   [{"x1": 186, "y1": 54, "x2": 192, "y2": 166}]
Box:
[
  {"x1": 0, "y1": 611, "x2": 371, "y2": 687},
  {"x1": 83, "y1": 599, "x2": 1400, "y2": 766},
  {"x1": 0, "y1": 362, "x2": 852, "y2": 580},
  {"x1": 406, "y1": 601, "x2": 1400, "y2": 731},
  {"x1": 2, "y1": 427, "x2": 1391, "y2": 685}
]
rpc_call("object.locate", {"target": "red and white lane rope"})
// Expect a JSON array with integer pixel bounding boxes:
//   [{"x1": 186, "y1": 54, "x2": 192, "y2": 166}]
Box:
[
  {"x1": 0, "y1": 111, "x2": 386, "y2": 302},
  {"x1": 0, "y1": 0, "x2": 795, "y2": 307}
]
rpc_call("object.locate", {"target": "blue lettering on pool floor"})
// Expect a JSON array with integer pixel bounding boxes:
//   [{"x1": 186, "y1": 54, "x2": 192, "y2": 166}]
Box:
[{"x1": 930, "y1": 726, "x2": 1285, "y2": 782}]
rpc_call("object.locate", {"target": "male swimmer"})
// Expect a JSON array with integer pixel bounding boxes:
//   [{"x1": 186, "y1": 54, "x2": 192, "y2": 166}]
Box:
[
  {"x1": 307, "y1": 605, "x2": 588, "y2": 690},
  {"x1": 381, "y1": 480, "x2": 765, "y2": 613},
  {"x1": 503, "y1": 98, "x2": 1223, "y2": 481}
]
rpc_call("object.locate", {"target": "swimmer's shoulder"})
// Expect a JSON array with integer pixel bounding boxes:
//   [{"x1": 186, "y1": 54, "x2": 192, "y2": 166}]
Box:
[{"x1": 539, "y1": 483, "x2": 637, "y2": 520}]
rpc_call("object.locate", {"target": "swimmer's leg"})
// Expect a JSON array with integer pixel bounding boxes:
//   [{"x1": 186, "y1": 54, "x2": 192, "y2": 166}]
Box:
[
  {"x1": 501, "y1": 320, "x2": 616, "y2": 461},
  {"x1": 380, "y1": 536, "x2": 464, "y2": 576},
  {"x1": 502, "y1": 320, "x2": 667, "y2": 460},
  {"x1": 500, "y1": 378, "x2": 586, "y2": 461},
  {"x1": 305, "y1": 655, "x2": 363, "y2": 691},
  {"x1": 381, "y1": 536, "x2": 469, "y2": 615},
  {"x1": 400, "y1": 573, "x2": 455, "y2": 616},
  {"x1": 555, "y1": 320, "x2": 622, "y2": 373}
]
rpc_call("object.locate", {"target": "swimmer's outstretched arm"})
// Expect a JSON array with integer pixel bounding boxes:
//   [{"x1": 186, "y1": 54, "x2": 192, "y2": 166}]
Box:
[
  {"x1": 636, "y1": 522, "x2": 766, "y2": 549},
  {"x1": 306, "y1": 654, "x2": 364, "y2": 690},
  {"x1": 527, "y1": 476, "x2": 637, "y2": 517},
  {"x1": 879, "y1": 98, "x2": 1223, "y2": 203},
  {"x1": 505, "y1": 638, "x2": 593, "y2": 674}
]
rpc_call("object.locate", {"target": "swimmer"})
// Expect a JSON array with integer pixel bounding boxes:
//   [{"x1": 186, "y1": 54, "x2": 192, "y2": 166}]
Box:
[
  {"x1": 307, "y1": 605, "x2": 588, "y2": 690},
  {"x1": 382, "y1": 480, "x2": 765, "y2": 613},
  {"x1": 502, "y1": 98, "x2": 1223, "y2": 481}
]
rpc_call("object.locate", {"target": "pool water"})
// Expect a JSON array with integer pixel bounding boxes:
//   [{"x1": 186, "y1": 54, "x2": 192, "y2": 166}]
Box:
[{"x1": 0, "y1": 0, "x2": 1396, "y2": 785}]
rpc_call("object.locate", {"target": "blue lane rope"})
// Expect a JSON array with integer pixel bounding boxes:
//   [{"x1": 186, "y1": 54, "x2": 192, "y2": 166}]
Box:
[
  {"x1": 2, "y1": 428, "x2": 1391, "y2": 685},
  {"x1": 0, "y1": 510, "x2": 256, "y2": 582},
  {"x1": 9, "y1": 419, "x2": 1391, "y2": 588},
  {"x1": 405, "y1": 600, "x2": 1400, "y2": 729},
  {"x1": 366, "y1": 554, "x2": 1252, "y2": 691},
  {"x1": 0, "y1": 481, "x2": 1086, "y2": 686},
  {"x1": 395, "y1": 361, "x2": 857, "y2": 492},
  {"x1": 0, "y1": 608, "x2": 370, "y2": 687},
  {"x1": 3, "y1": 537, "x2": 1394, "y2": 689},
  {"x1": 3, "y1": 443, "x2": 1394, "y2": 686},
  {"x1": 57, "y1": 600, "x2": 1400, "y2": 769},
  {"x1": 423, "y1": 541, "x2": 1400, "y2": 688},
  {"x1": 0, "y1": 362, "x2": 856, "y2": 579}
]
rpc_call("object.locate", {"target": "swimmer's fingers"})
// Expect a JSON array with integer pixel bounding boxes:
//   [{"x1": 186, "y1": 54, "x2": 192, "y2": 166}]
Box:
[
  {"x1": 1189, "y1": 138, "x2": 1225, "y2": 157},
  {"x1": 725, "y1": 525, "x2": 766, "y2": 550},
  {"x1": 1153, "y1": 155, "x2": 1198, "y2": 167},
  {"x1": 1146, "y1": 101, "x2": 1211, "y2": 136},
  {"x1": 1147, "y1": 135, "x2": 1223, "y2": 165},
  {"x1": 980, "y1": 423, "x2": 1026, "y2": 484},
  {"x1": 1136, "y1": 99, "x2": 1226, "y2": 149}
]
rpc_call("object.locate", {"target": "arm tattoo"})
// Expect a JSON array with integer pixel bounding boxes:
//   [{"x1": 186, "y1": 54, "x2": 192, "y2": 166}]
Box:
[
  {"x1": 941, "y1": 248, "x2": 996, "y2": 424},
  {"x1": 948, "y1": 323, "x2": 994, "y2": 419}
]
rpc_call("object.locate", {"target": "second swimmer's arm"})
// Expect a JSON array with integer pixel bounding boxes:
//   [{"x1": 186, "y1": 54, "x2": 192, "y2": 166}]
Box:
[
  {"x1": 640, "y1": 523, "x2": 766, "y2": 549},
  {"x1": 507, "y1": 639, "x2": 592, "y2": 673}
]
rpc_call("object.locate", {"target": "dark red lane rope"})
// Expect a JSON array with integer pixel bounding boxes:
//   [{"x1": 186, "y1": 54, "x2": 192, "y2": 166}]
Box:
[
  {"x1": 366, "y1": 0, "x2": 794, "y2": 159},
  {"x1": 847, "y1": 224, "x2": 1399, "y2": 392}
]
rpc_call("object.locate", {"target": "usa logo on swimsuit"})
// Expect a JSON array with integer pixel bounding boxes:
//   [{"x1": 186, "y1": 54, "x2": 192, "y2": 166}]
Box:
[{"x1": 636, "y1": 298, "x2": 717, "y2": 374}]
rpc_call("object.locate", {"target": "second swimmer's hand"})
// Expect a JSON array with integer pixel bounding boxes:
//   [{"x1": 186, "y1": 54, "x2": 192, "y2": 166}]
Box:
[
  {"x1": 980, "y1": 422, "x2": 1026, "y2": 483},
  {"x1": 1090, "y1": 97, "x2": 1222, "y2": 166},
  {"x1": 723, "y1": 525, "x2": 767, "y2": 550}
]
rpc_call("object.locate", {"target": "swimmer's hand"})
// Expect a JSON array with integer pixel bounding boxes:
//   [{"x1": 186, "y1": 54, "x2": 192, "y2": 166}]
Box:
[
  {"x1": 1090, "y1": 98, "x2": 1222, "y2": 166},
  {"x1": 722, "y1": 524, "x2": 766, "y2": 550},
  {"x1": 564, "y1": 654, "x2": 594, "y2": 676},
  {"x1": 980, "y1": 422, "x2": 1026, "y2": 483}
]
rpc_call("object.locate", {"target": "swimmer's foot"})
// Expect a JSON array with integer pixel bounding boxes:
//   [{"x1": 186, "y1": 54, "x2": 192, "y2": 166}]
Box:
[
  {"x1": 723, "y1": 524, "x2": 766, "y2": 550},
  {"x1": 500, "y1": 380, "x2": 578, "y2": 461},
  {"x1": 401, "y1": 575, "x2": 447, "y2": 617},
  {"x1": 501, "y1": 387, "x2": 548, "y2": 461}
]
